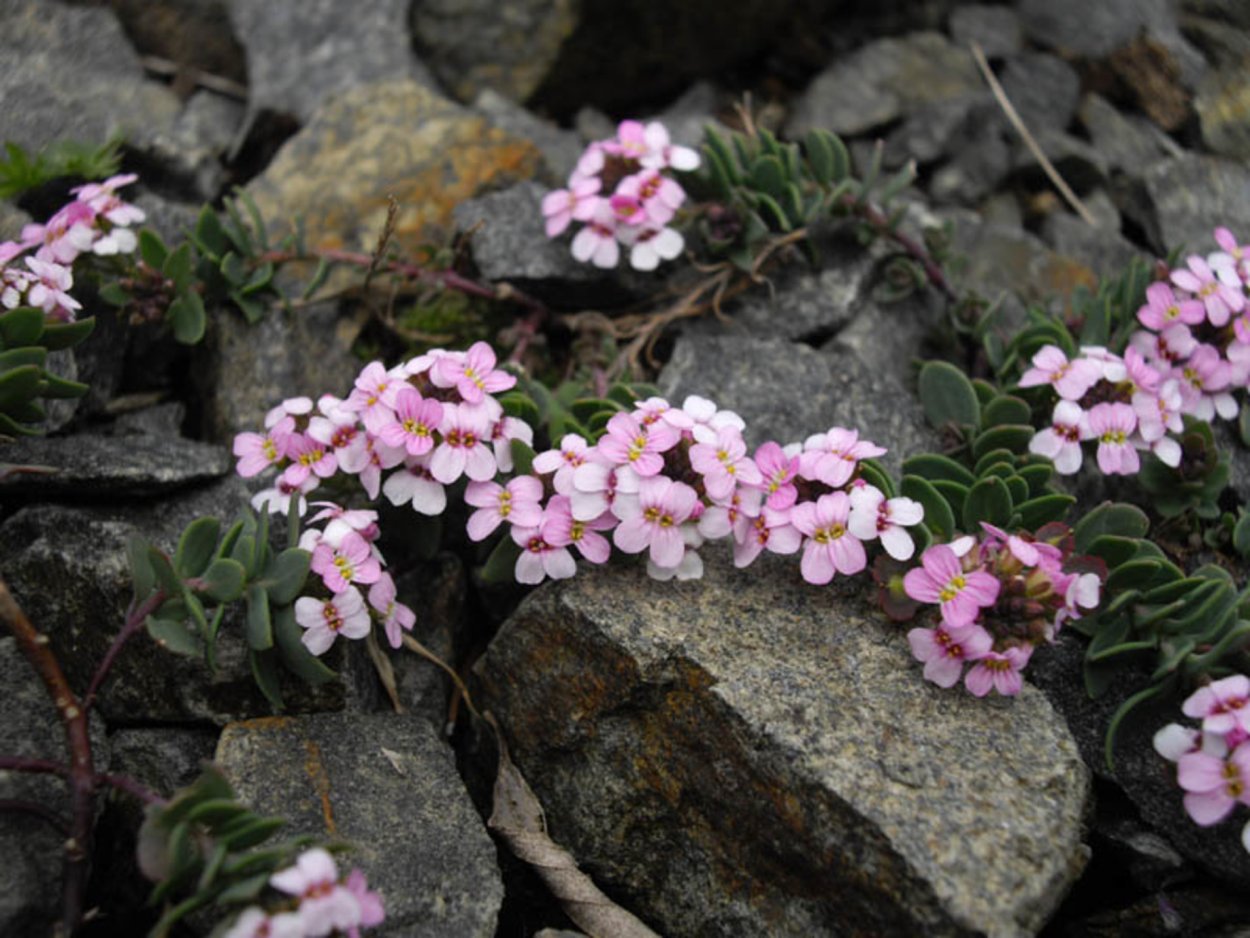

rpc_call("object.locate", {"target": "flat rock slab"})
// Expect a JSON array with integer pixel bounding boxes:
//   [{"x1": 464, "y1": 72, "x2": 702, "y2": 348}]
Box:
[
  {"x1": 216, "y1": 712, "x2": 502, "y2": 938},
  {"x1": 1138, "y1": 154, "x2": 1250, "y2": 255},
  {"x1": 0, "y1": 434, "x2": 230, "y2": 500},
  {"x1": 478, "y1": 551, "x2": 1091, "y2": 937}
]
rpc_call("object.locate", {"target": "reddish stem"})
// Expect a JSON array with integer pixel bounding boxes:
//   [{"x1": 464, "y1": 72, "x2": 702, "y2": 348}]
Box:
[
  {"x1": 0, "y1": 755, "x2": 69, "y2": 776},
  {"x1": 841, "y1": 194, "x2": 956, "y2": 300},
  {"x1": 0, "y1": 577, "x2": 94, "y2": 937},
  {"x1": 82, "y1": 589, "x2": 166, "y2": 715}
]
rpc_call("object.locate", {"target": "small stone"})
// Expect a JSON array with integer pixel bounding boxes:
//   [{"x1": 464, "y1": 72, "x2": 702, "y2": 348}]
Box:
[
  {"x1": 472, "y1": 90, "x2": 583, "y2": 181},
  {"x1": 1012, "y1": 129, "x2": 1109, "y2": 193},
  {"x1": 0, "y1": 0, "x2": 180, "y2": 155},
  {"x1": 1018, "y1": 0, "x2": 1177, "y2": 59},
  {"x1": 786, "y1": 32, "x2": 983, "y2": 138},
  {"x1": 998, "y1": 52, "x2": 1082, "y2": 133},
  {"x1": 0, "y1": 433, "x2": 230, "y2": 501},
  {"x1": 1078, "y1": 95, "x2": 1181, "y2": 177},
  {"x1": 887, "y1": 94, "x2": 987, "y2": 166},
  {"x1": 109, "y1": 402, "x2": 187, "y2": 439},
  {"x1": 1041, "y1": 210, "x2": 1147, "y2": 282},
  {"x1": 216, "y1": 712, "x2": 503, "y2": 937},
  {"x1": 108, "y1": 0, "x2": 246, "y2": 88},
  {"x1": 948, "y1": 5, "x2": 1023, "y2": 59},
  {"x1": 145, "y1": 91, "x2": 245, "y2": 200},
  {"x1": 478, "y1": 551, "x2": 1091, "y2": 937},
  {"x1": 1135, "y1": 153, "x2": 1250, "y2": 255},
  {"x1": 228, "y1": 0, "x2": 435, "y2": 127},
  {"x1": 928, "y1": 103, "x2": 1014, "y2": 205},
  {"x1": 652, "y1": 81, "x2": 723, "y2": 161},
  {"x1": 1195, "y1": 43, "x2": 1250, "y2": 159}
]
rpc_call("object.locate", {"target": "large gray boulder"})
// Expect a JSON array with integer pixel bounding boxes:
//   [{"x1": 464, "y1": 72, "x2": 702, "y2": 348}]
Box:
[{"x1": 477, "y1": 550, "x2": 1092, "y2": 936}]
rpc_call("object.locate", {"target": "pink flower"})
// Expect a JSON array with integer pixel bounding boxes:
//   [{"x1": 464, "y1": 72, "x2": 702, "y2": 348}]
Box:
[
  {"x1": 270, "y1": 847, "x2": 362, "y2": 936},
  {"x1": 733, "y1": 505, "x2": 802, "y2": 568},
  {"x1": 1177, "y1": 742, "x2": 1250, "y2": 826},
  {"x1": 847, "y1": 486, "x2": 924, "y2": 561},
  {"x1": 376, "y1": 388, "x2": 444, "y2": 456},
  {"x1": 1084, "y1": 402, "x2": 1139, "y2": 475},
  {"x1": 597, "y1": 411, "x2": 679, "y2": 477},
  {"x1": 542, "y1": 494, "x2": 614, "y2": 564},
  {"x1": 510, "y1": 514, "x2": 577, "y2": 584},
  {"x1": 542, "y1": 177, "x2": 601, "y2": 237},
  {"x1": 753, "y1": 441, "x2": 800, "y2": 510},
  {"x1": 22, "y1": 257, "x2": 80, "y2": 317},
  {"x1": 368, "y1": 573, "x2": 416, "y2": 649},
  {"x1": 1133, "y1": 378, "x2": 1183, "y2": 443},
  {"x1": 1183, "y1": 675, "x2": 1250, "y2": 736},
  {"x1": 311, "y1": 531, "x2": 382, "y2": 593},
  {"x1": 344, "y1": 361, "x2": 403, "y2": 434},
  {"x1": 281, "y1": 434, "x2": 338, "y2": 487},
  {"x1": 294, "y1": 587, "x2": 371, "y2": 655},
  {"x1": 1176, "y1": 344, "x2": 1236, "y2": 421},
  {"x1": 339, "y1": 436, "x2": 404, "y2": 500},
  {"x1": 790, "y1": 492, "x2": 866, "y2": 584},
  {"x1": 1153, "y1": 722, "x2": 1202, "y2": 762},
  {"x1": 907, "y1": 621, "x2": 993, "y2": 688},
  {"x1": 1171, "y1": 255, "x2": 1244, "y2": 327},
  {"x1": 488, "y1": 414, "x2": 533, "y2": 473},
  {"x1": 689, "y1": 425, "x2": 761, "y2": 500},
  {"x1": 344, "y1": 868, "x2": 385, "y2": 937},
  {"x1": 22, "y1": 200, "x2": 95, "y2": 265},
  {"x1": 251, "y1": 473, "x2": 318, "y2": 517},
  {"x1": 964, "y1": 645, "x2": 1032, "y2": 697},
  {"x1": 464, "y1": 476, "x2": 544, "y2": 541},
  {"x1": 1018, "y1": 345, "x2": 1102, "y2": 400},
  {"x1": 307, "y1": 408, "x2": 362, "y2": 456},
  {"x1": 431, "y1": 341, "x2": 515, "y2": 403},
  {"x1": 612, "y1": 476, "x2": 699, "y2": 569},
  {"x1": 532, "y1": 433, "x2": 590, "y2": 493},
  {"x1": 1137, "y1": 281, "x2": 1206, "y2": 330},
  {"x1": 903, "y1": 544, "x2": 1000, "y2": 626},
  {"x1": 430, "y1": 404, "x2": 497, "y2": 483},
  {"x1": 223, "y1": 908, "x2": 302, "y2": 938},
  {"x1": 233, "y1": 417, "x2": 295, "y2": 477},
  {"x1": 617, "y1": 170, "x2": 686, "y2": 227},
  {"x1": 621, "y1": 225, "x2": 684, "y2": 271},
  {"x1": 570, "y1": 202, "x2": 619, "y2": 268},
  {"x1": 675, "y1": 394, "x2": 744, "y2": 444},
  {"x1": 382, "y1": 458, "x2": 446, "y2": 515},
  {"x1": 798, "y1": 428, "x2": 886, "y2": 487},
  {"x1": 570, "y1": 459, "x2": 636, "y2": 521}
]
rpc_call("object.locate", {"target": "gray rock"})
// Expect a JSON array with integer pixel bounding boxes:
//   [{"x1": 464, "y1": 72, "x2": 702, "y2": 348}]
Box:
[
  {"x1": 659, "y1": 334, "x2": 938, "y2": 479},
  {"x1": 1181, "y1": 0, "x2": 1250, "y2": 29},
  {"x1": 948, "y1": 5, "x2": 1023, "y2": 59},
  {"x1": 998, "y1": 52, "x2": 1081, "y2": 133},
  {"x1": 887, "y1": 94, "x2": 987, "y2": 166},
  {"x1": 196, "y1": 299, "x2": 362, "y2": 443},
  {"x1": 979, "y1": 192, "x2": 1024, "y2": 228},
  {"x1": 0, "y1": 432, "x2": 230, "y2": 501},
  {"x1": 1018, "y1": 0, "x2": 1177, "y2": 59},
  {"x1": 0, "y1": 0, "x2": 179, "y2": 154},
  {"x1": 216, "y1": 712, "x2": 503, "y2": 937},
  {"x1": 0, "y1": 480, "x2": 348, "y2": 725},
  {"x1": 1193, "y1": 31, "x2": 1250, "y2": 159},
  {"x1": 1041, "y1": 210, "x2": 1148, "y2": 282},
  {"x1": 108, "y1": 0, "x2": 246, "y2": 88},
  {"x1": 928, "y1": 103, "x2": 1014, "y2": 204},
  {"x1": 652, "y1": 81, "x2": 722, "y2": 161},
  {"x1": 786, "y1": 31, "x2": 982, "y2": 138},
  {"x1": 478, "y1": 551, "x2": 1091, "y2": 937},
  {"x1": 0, "y1": 637, "x2": 108, "y2": 936},
  {"x1": 146, "y1": 91, "x2": 245, "y2": 200},
  {"x1": 473, "y1": 90, "x2": 583, "y2": 181},
  {"x1": 110, "y1": 402, "x2": 187, "y2": 438},
  {"x1": 130, "y1": 191, "x2": 201, "y2": 249},
  {"x1": 1134, "y1": 154, "x2": 1250, "y2": 255},
  {"x1": 1078, "y1": 95, "x2": 1182, "y2": 177},
  {"x1": 830, "y1": 285, "x2": 946, "y2": 388},
  {"x1": 1093, "y1": 816, "x2": 1189, "y2": 892},
  {"x1": 1012, "y1": 129, "x2": 1109, "y2": 193},
  {"x1": 0, "y1": 200, "x2": 30, "y2": 240},
  {"x1": 227, "y1": 0, "x2": 435, "y2": 127}
]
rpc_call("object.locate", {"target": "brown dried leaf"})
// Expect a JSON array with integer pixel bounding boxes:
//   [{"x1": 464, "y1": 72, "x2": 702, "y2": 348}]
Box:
[{"x1": 485, "y1": 716, "x2": 659, "y2": 938}]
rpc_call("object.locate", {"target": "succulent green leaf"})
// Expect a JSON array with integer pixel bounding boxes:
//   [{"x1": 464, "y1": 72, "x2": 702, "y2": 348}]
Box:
[
  {"x1": 200, "y1": 557, "x2": 247, "y2": 603},
  {"x1": 272, "y1": 604, "x2": 337, "y2": 684},
  {"x1": 1018, "y1": 462, "x2": 1054, "y2": 496},
  {"x1": 162, "y1": 242, "x2": 194, "y2": 291},
  {"x1": 480, "y1": 535, "x2": 522, "y2": 584},
  {"x1": 39, "y1": 372, "x2": 89, "y2": 399},
  {"x1": 1105, "y1": 681, "x2": 1173, "y2": 770},
  {"x1": 1084, "y1": 535, "x2": 1139, "y2": 569},
  {"x1": 148, "y1": 547, "x2": 185, "y2": 596},
  {"x1": 1004, "y1": 474, "x2": 1028, "y2": 506},
  {"x1": 930, "y1": 479, "x2": 969, "y2": 520},
  {"x1": 242, "y1": 261, "x2": 275, "y2": 295},
  {"x1": 749, "y1": 155, "x2": 787, "y2": 199},
  {"x1": 0, "y1": 363, "x2": 41, "y2": 410},
  {"x1": 138, "y1": 229, "x2": 169, "y2": 271},
  {"x1": 1106, "y1": 559, "x2": 1163, "y2": 592},
  {"x1": 175, "y1": 517, "x2": 220, "y2": 579},
  {"x1": 1073, "y1": 503, "x2": 1150, "y2": 553},
  {"x1": 218, "y1": 822, "x2": 286, "y2": 856},
  {"x1": 169, "y1": 293, "x2": 206, "y2": 345},
  {"x1": 917, "y1": 361, "x2": 980, "y2": 431},
  {"x1": 901, "y1": 475, "x2": 955, "y2": 540},
  {"x1": 146, "y1": 614, "x2": 201, "y2": 657},
  {"x1": 856, "y1": 458, "x2": 895, "y2": 499},
  {"x1": 1015, "y1": 493, "x2": 1075, "y2": 530},
  {"x1": 804, "y1": 129, "x2": 835, "y2": 185},
  {"x1": 972, "y1": 425, "x2": 1034, "y2": 460},
  {"x1": 245, "y1": 584, "x2": 274, "y2": 650},
  {"x1": 0, "y1": 306, "x2": 45, "y2": 348},
  {"x1": 981, "y1": 395, "x2": 1033, "y2": 428},
  {"x1": 262, "y1": 548, "x2": 310, "y2": 605},
  {"x1": 510, "y1": 438, "x2": 536, "y2": 476},
  {"x1": 901, "y1": 453, "x2": 976, "y2": 486},
  {"x1": 0, "y1": 346, "x2": 46, "y2": 371},
  {"x1": 249, "y1": 649, "x2": 284, "y2": 710},
  {"x1": 1235, "y1": 512, "x2": 1250, "y2": 558},
  {"x1": 963, "y1": 476, "x2": 1012, "y2": 530},
  {"x1": 127, "y1": 534, "x2": 157, "y2": 601},
  {"x1": 193, "y1": 205, "x2": 228, "y2": 258}
]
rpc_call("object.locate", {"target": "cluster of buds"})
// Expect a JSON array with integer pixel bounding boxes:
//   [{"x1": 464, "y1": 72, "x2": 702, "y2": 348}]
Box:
[
  {"x1": 1026, "y1": 227, "x2": 1250, "y2": 479},
  {"x1": 902, "y1": 524, "x2": 1102, "y2": 696},
  {"x1": 1154, "y1": 675, "x2": 1250, "y2": 854},
  {"x1": 0, "y1": 173, "x2": 144, "y2": 321},
  {"x1": 542, "y1": 120, "x2": 699, "y2": 271},
  {"x1": 223, "y1": 848, "x2": 384, "y2": 938}
]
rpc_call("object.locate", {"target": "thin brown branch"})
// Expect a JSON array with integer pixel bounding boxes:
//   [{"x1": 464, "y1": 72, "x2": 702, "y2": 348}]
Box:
[
  {"x1": 969, "y1": 41, "x2": 1097, "y2": 227},
  {"x1": 95, "y1": 772, "x2": 167, "y2": 807},
  {"x1": 138, "y1": 55, "x2": 248, "y2": 101},
  {"x1": 400, "y1": 634, "x2": 481, "y2": 725}
]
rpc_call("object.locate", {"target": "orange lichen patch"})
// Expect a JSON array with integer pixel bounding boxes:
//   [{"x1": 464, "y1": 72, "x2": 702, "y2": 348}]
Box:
[
  {"x1": 303, "y1": 739, "x2": 337, "y2": 836},
  {"x1": 223, "y1": 715, "x2": 297, "y2": 734}
]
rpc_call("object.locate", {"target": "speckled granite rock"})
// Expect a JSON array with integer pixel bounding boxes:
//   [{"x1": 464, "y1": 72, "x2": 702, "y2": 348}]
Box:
[
  {"x1": 244, "y1": 79, "x2": 541, "y2": 284},
  {"x1": 0, "y1": 0, "x2": 180, "y2": 154},
  {"x1": 229, "y1": 0, "x2": 434, "y2": 127},
  {"x1": 216, "y1": 712, "x2": 503, "y2": 937},
  {"x1": 786, "y1": 31, "x2": 982, "y2": 138},
  {"x1": 477, "y1": 550, "x2": 1091, "y2": 937}
]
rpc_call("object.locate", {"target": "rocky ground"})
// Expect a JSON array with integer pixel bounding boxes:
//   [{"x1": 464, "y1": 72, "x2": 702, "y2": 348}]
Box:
[{"x1": 2, "y1": 0, "x2": 1250, "y2": 935}]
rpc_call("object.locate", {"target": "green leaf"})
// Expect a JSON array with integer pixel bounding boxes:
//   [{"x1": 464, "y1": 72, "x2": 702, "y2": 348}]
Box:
[
  {"x1": 901, "y1": 475, "x2": 956, "y2": 540},
  {"x1": 146, "y1": 614, "x2": 201, "y2": 657},
  {"x1": 39, "y1": 316, "x2": 94, "y2": 352},
  {"x1": 971, "y1": 425, "x2": 1034, "y2": 461},
  {"x1": 220, "y1": 251, "x2": 246, "y2": 286},
  {"x1": 1084, "y1": 535, "x2": 1140, "y2": 569},
  {"x1": 162, "y1": 243, "x2": 194, "y2": 291},
  {"x1": 931, "y1": 479, "x2": 969, "y2": 521},
  {"x1": 1015, "y1": 493, "x2": 1075, "y2": 530},
  {"x1": 510, "y1": 438, "x2": 536, "y2": 476},
  {"x1": 981, "y1": 395, "x2": 1032, "y2": 428},
  {"x1": 242, "y1": 261, "x2": 275, "y2": 295},
  {"x1": 127, "y1": 534, "x2": 157, "y2": 601},
  {"x1": 262, "y1": 548, "x2": 310, "y2": 605},
  {"x1": 0, "y1": 306, "x2": 45, "y2": 347},
  {"x1": 1018, "y1": 462, "x2": 1054, "y2": 496},
  {"x1": 169, "y1": 291, "x2": 206, "y2": 345},
  {"x1": 480, "y1": 535, "x2": 522, "y2": 584},
  {"x1": 175, "y1": 517, "x2": 220, "y2": 579},
  {"x1": 301, "y1": 257, "x2": 331, "y2": 300},
  {"x1": 272, "y1": 604, "x2": 337, "y2": 684},
  {"x1": 193, "y1": 205, "x2": 228, "y2": 258},
  {"x1": 963, "y1": 476, "x2": 1012, "y2": 529},
  {"x1": 148, "y1": 547, "x2": 185, "y2": 596},
  {"x1": 754, "y1": 191, "x2": 792, "y2": 231},
  {"x1": 750, "y1": 155, "x2": 787, "y2": 199},
  {"x1": 900, "y1": 453, "x2": 975, "y2": 486},
  {"x1": 218, "y1": 821, "x2": 285, "y2": 855},
  {"x1": 1105, "y1": 681, "x2": 1173, "y2": 770},
  {"x1": 1234, "y1": 512, "x2": 1250, "y2": 558},
  {"x1": 233, "y1": 293, "x2": 267, "y2": 325},
  {"x1": 1074, "y1": 503, "x2": 1150, "y2": 553},
  {"x1": 917, "y1": 361, "x2": 980, "y2": 431},
  {"x1": 971, "y1": 379, "x2": 999, "y2": 407},
  {"x1": 804, "y1": 129, "x2": 835, "y2": 185},
  {"x1": 1004, "y1": 474, "x2": 1028, "y2": 506},
  {"x1": 39, "y1": 372, "x2": 89, "y2": 399},
  {"x1": 138, "y1": 229, "x2": 169, "y2": 271},
  {"x1": 200, "y1": 557, "x2": 247, "y2": 603},
  {"x1": 855, "y1": 458, "x2": 895, "y2": 499},
  {"x1": 1240, "y1": 406, "x2": 1250, "y2": 448},
  {"x1": 245, "y1": 584, "x2": 273, "y2": 650},
  {"x1": 0, "y1": 346, "x2": 46, "y2": 370},
  {"x1": 184, "y1": 798, "x2": 249, "y2": 828},
  {"x1": 1106, "y1": 559, "x2": 1163, "y2": 592},
  {"x1": 249, "y1": 649, "x2": 284, "y2": 710},
  {"x1": 0, "y1": 364, "x2": 41, "y2": 410}
]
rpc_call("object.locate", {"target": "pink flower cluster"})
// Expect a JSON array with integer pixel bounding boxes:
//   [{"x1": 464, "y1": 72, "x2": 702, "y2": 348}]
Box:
[
  {"x1": 1154, "y1": 674, "x2": 1250, "y2": 854},
  {"x1": 223, "y1": 848, "x2": 384, "y2": 938},
  {"x1": 1, "y1": 173, "x2": 144, "y2": 322},
  {"x1": 903, "y1": 524, "x2": 1101, "y2": 696},
  {"x1": 542, "y1": 120, "x2": 699, "y2": 271},
  {"x1": 1025, "y1": 227, "x2": 1250, "y2": 478},
  {"x1": 233, "y1": 341, "x2": 527, "y2": 653}
]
